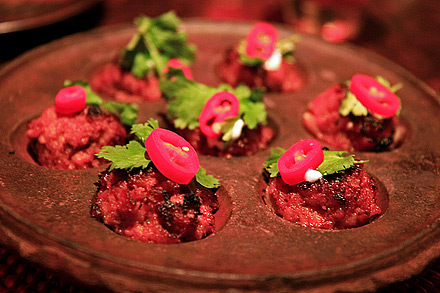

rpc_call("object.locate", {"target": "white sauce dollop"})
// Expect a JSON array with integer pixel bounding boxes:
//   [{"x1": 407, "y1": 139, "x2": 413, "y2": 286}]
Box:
[
  {"x1": 263, "y1": 49, "x2": 282, "y2": 71},
  {"x1": 304, "y1": 169, "x2": 323, "y2": 183},
  {"x1": 231, "y1": 119, "x2": 245, "y2": 140}
]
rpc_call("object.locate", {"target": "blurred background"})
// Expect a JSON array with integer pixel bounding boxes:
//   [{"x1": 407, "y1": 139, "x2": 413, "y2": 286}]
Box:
[
  {"x1": 0, "y1": 0, "x2": 439, "y2": 92},
  {"x1": 0, "y1": 0, "x2": 439, "y2": 291}
]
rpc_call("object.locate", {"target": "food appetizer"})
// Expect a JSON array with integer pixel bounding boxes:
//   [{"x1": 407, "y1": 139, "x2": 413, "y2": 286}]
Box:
[
  {"x1": 302, "y1": 74, "x2": 405, "y2": 151},
  {"x1": 92, "y1": 119, "x2": 220, "y2": 244},
  {"x1": 90, "y1": 11, "x2": 195, "y2": 102},
  {"x1": 161, "y1": 69, "x2": 275, "y2": 157},
  {"x1": 216, "y1": 22, "x2": 304, "y2": 92},
  {"x1": 263, "y1": 139, "x2": 381, "y2": 229},
  {"x1": 26, "y1": 81, "x2": 137, "y2": 170}
]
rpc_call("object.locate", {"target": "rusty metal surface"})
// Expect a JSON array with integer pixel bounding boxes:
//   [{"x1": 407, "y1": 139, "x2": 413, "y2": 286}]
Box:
[{"x1": 0, "y1": 21, "x2": 439, "y2": 292}]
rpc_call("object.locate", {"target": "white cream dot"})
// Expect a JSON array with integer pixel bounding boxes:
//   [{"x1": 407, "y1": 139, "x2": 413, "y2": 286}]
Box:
[
  {"x1": 304, "y1": 169, "x2": 323, "y2": 183},
  {"x1": 231, "y1": 119, "x2": 245, "y2": 140},
  {"x1": 264, "y1": 49, "x2": 282, "y2": 71}
]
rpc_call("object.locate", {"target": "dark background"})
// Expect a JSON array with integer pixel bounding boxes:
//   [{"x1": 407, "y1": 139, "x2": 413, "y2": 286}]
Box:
[{"x1": 1, "y1": 0, "x2": 439, "y2": 92}]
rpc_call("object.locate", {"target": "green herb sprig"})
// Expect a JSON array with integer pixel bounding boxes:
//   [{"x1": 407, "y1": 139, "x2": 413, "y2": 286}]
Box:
[
  {"x1": 120, "y1": 11, "x2": 196, "y2": 78},
  {"x1": 97, "y1": 119, "x2": 220, "y2": 189},
  {"x1": 97, "y1": 140, "x2": 150, "y2": 171},
  {"x1": 160, "y1": 69, "x2": 267, "y2": 141}
]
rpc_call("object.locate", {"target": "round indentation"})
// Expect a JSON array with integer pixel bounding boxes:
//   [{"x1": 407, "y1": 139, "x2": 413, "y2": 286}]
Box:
[
  {"x1": 89, "y1": 62, "x2": 162, "y2": 103},
  {"x1": 215, "y1": 45, "x2": 307, "y2": 93},
  {"x1": 11, "y1": 105, "x2": 128, "y2": 170},
  {"x1": 260, "y1": 165, "x2": 388, "y2": 229},
  {"x1": 10, "y1": 118, "x2": 36, "y2": 166},
  {"x1": 302, "y1": 83, "x2": 409, "y2": 152},
  {"x1": 91, "y1": 166, "x2": 231, "y2": 244}
]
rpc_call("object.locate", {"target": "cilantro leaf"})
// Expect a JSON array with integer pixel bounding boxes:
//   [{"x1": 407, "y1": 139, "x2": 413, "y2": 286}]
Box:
[
  {"x1": 161, "y1": 71, "x2": 267, "y2": 137},
  {"x1": 239, "y1": 98, "x2": 266, "y2": 129},
  {"x1": 121, "y1": 33, "x2": 151, "y2": 78},
  {"x1": 339, "y1": 90, "x2": 369, "y2": 117},
  {"x1": 97, "y1": 140, "x2": 151, "y2": 171},
  {"x1": 102, "y1": 101, "x2": 138, "y2": 126},
  {"x1": 161, "y1": 69, "x2": 218, "y2": 129},
  {"x1": 131, "y1": 52, "x2": 153, "y2": 78},
  {"x1": 242, "y1": 85, "x2": 264, "y2": 103},
  {"x1": 317, "y1": 151, "x2": 368, "y2": 175},
  {"x1": 263, "y1": 147, "x2": 286, "y2": 177},
  {"x1": 195, "y1": 167, "x2": 220, "y2": 189},
  {"x1": 130, "y1": 118, "x2": 160, "y2": 142},
  {"x1": 234, "y1": 84, "x2": 266, "y2": 129},
  {"x1": 277, "y1": 34, "x2": 300, "y2": 63},
  {"x1": 120, "y1": 11, "x2": 195, "y2": 77}
]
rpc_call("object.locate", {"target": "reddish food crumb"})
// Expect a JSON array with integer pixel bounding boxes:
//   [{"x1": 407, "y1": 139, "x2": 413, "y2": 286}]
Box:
[
  {"x1": 92, "y1": 167, "x2": 219, "y2": 244},
  {"x1": 173, "y1": 124, "x2": 276, "y2": 158},
  {"x1": 90, "y1": 63, "x2": 161, "y2": 103},
  {"x1": 302, "y1": 84, "x2": 401, "y2": 151},
  {"x1": 26, "y1": 105, "x2": 127, "y2": 170},
  {"x1": 264, "y1": 164, "x2": 381, "y2": 229},
  {"x1": 216, "y1": 47, "x2": 304, "y2": 92}
]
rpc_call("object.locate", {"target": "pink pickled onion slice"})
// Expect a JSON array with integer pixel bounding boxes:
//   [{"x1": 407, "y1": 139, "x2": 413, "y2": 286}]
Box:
[
  {"x1": 145, "y1": 128, "x2": 199, "y2": 185},
  {"x1": 199, "y1": 91, "x2": 240, "y2": 139},
  {"x1": 349, "y1": 74, "x2": 401, "y2": 118},
  {"x1": 321, "y1": 21, "x2": 351, "y2": 43},
  {"x1": 55, "y1": 86, "x2": 86, "y2": 114},
  {"x1": 245, "y1": 22, "x2": 278, "y2": 61},
  {"x1": 278, "y1": 139, "x2": 324, "y2": 185}
]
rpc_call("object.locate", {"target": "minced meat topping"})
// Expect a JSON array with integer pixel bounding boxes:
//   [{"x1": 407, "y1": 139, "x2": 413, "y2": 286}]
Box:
[
  {"x1": 92, "y1": 167, "x2": 219, "y2": 243},
  {"x1": 264, "y1": 164, "x2": 382, "y2": 229},
  {"x1": 302, "y1": 84, "x2": 399, "y2": 151},
  {"x1": 26, "y1": 105, "x2": 127, "y2": 170}
]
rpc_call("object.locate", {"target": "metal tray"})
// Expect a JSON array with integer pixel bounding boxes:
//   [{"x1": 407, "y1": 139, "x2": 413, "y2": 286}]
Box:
[
  {"x1": 0, "y1": 20, "x2": 439, "y2": 292},
  {"x1": 0, "y1": 0, "x2": 102, "y2": 34}
]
